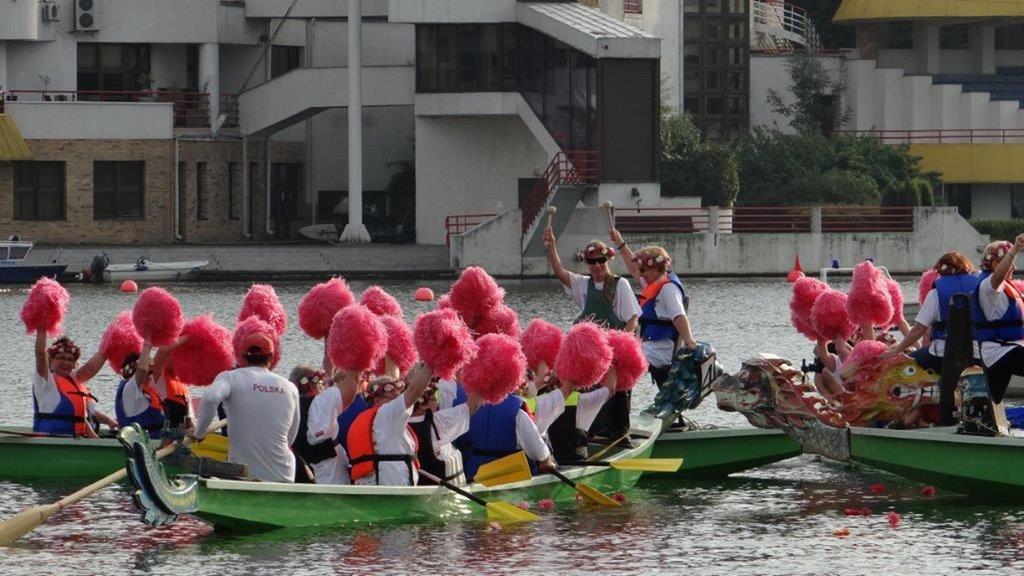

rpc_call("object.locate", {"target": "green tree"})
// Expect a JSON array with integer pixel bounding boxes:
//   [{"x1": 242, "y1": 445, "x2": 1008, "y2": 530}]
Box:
[
  {"x1": 660, "y1": 111, "x2": 739, "y2": 206},
  {"x1": 766, "y1": 50, "x2": 851, "y2": 135}
]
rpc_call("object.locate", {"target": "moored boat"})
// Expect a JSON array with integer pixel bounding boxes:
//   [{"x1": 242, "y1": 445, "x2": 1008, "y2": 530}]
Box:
[
  {"x1": 122, "y1": 414, "x2": 662, "y2": 532},
  {"x1": 0, "y1": 240, "x2": 67, "y2": 284},
  {"x1": 99, "y1": 257, "x2": 208, "y2": 283},
  {"x1": 650, "y1": 425, "x2": 802, "y2": 479}
]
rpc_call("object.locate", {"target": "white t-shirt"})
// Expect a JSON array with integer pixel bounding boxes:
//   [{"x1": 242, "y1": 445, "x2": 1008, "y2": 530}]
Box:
[
  {"x1": 639, "y1": 277, "x2": 687, "y2": 367},
  {"x1": 532, "y1": 390, "x2": 566, "y2": 436},
  {"x1": 33, "y1": 370, "x2": 97, "y2": 416},
  {"x1": 411, "y1": 404, "x2": 471, "y2": 485},
  {"x1": 117, "y1": 376, "x2": 154, "y2": 419},
  {"x1": 575, "y1": 387, "x2": 611, "y2": 432},
  {"x1": 194, "y1": 366, "x2": 300, "y2": 483},
  {"x1": 438, "y1": 379, "x2": 459, "y2": 410},
  {"x1": 565, "y1": 272, "x2": 641, "y2": 325},
  {"x1": 306, "y1": 385, "x2": 350, "y2": 485},
  {"x1": 976, "y1": 277, "x2": 1024, "y2": 365},
  {"x1": 355, "y1": 395, "x2": 419, "y2": 486},
  {"x1": 514, "y1": 410, "x2": 552, "y2": 463},
  {"x1": 914, "y1": 288, "x2": 981, "y2": 358}
]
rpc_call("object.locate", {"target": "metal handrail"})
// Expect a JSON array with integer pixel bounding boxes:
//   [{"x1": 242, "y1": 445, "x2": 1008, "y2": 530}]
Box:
[
  {"x1": 445, "y1": 213, "x2": 497, "y2": 246},
  {"x1": 521, "y1": 150, "x2": 599, "y2": 236},
  {"x1": 2, "y1": 89, "x2": 211, "y2": 128},
  {"x1": 836, "y1": 128, "x2": 1024, "y2": 144}
]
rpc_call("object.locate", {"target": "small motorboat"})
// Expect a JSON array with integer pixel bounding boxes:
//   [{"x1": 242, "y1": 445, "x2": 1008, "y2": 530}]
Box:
[
  {"x1": 0, "y1": 240, "x2": 67, "y2": 284},
  {"x1": 87, "y1": 254, "x2": 208, "y2": 283}
]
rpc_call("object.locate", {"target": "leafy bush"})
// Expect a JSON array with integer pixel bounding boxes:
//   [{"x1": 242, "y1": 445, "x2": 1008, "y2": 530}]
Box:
[
  {"x1": 785, "y1": 170, "x2": 880, "y2": 206},
  {"x1": 661, "y1": 112, "x2": 739, "y2": 206},
  {"x1": 970, "y1": 219, "x2": 1024, "y2": 241}
]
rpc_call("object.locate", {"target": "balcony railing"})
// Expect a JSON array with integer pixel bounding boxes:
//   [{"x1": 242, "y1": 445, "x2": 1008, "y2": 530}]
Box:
[
  {"x1": 1, "y1": 89, "x2": 210, "y2": 128},
  {"x1": 623, "y1": 0, "x2": 642, "y2": 14},
  {"x1": 820, "y1": 206, "x2": 915, "y2": 233},
  {"x1": 220, "y1": 93, "x2": 240, "y2": 128},
  {"x1": 445, "y1": 213, "x2": 497, "y2": 246},
  {"x1": 521, "y1": 150, "x2": 600, "y2": 236},
  {"x1": 838, "y1": 129, "x2": 1024, "y2": 144}
]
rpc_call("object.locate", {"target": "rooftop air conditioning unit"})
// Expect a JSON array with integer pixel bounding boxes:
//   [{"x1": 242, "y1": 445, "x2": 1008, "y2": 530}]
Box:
[
  {"x1": 41, "y1": 2, "x2": 60, "y2": 22},
  {"x1": 75, "y1": 0, "x2": 99, "y2": 31}
]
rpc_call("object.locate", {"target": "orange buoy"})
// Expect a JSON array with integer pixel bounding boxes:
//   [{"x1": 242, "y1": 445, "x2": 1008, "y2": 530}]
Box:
[
  {"x1": 414, "y1": 287, "x2": 434, "y2": 302},
  {"x1": 120, "y1": 279, "x2": 138, "y2": 293},
  {"x1": 786, "y1": 255, "x2": 804, "y2": 283}
]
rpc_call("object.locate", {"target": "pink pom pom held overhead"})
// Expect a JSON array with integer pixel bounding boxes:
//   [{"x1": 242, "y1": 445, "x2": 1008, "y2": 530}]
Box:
[
  {"x1": 360, "y1": 286, "x2": 404, "y2": 319},
  {"x1": 790, "y1": 276, "x2": 828, "y2": 341},
  {"x1": 99, "y1": 311, "x2": 143, "y2": 372},
  {"x1": 21, "y1": 277, "x2": 70, "y2": 336},
  {"x1": 885, "y1": 278, "x2": 905, "y2": 329},
  {"x1": 132, "y1": 287, "x2": 184, "y2": 347},
  {"x1": 811, "y1": 290, "x2": 856, "y2": 343},
  {"x1": 846, "y1": 261, "x2": 893, "y2": 329},
  {"x1": 233, "y1": 315, "x2": 281, "y2": 370},
  {"x1": 520, "y1": 319, "x2": 564, "y2": 371},
  {"x1": 475, "y1": 304, "x2": 520, "y2": 338},
  {"x1": 918, "y1": 269, "x2": 939, "y2": 305},
  {"x1": 298, "y1": 277, "x2": 355, "y2": 339},
  {"x1": 328, "y1": 305, "x2": 388, "y2": 373},
  {"x1": 604, "y1": 330, "x2": 648, "y2": 391},
  {"x1": 848, "y1": 340, "x2": 889, "y2": 369},
  {"x1": 448, "y1": 267, "x2": 506, "y2": 327},
  {"x1": 374, "y1": 315, "x2": 418, "y2": 376},
  {"x1": 170, "y1": 315, "x2": 234, "y2": 386},
  {"x1": 238, "y1": 284, "x2": 288, "y2": 337},
  {"x1": 460, "y1": 333, "x2": 527, "y2": 404},
  {"x1": 554, "y1": 322, "x2": 613, "y2": 388},
  {"x1": 413, "y1": 308, "x2": 478, "y2": 380}
]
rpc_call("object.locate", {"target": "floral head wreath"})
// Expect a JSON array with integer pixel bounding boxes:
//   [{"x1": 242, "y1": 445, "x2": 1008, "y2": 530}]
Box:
[
  {"x1": 296, "y1": 369, "x2": 327, "y2": 395},
  {"x1": 538, "y1": 370, "x2": 561, "y2": 394},
  {"x1": 574, "y1": 242, "x2": 616, "y2": 263},
  {"x1": 362, "y1": 376, "x2": 406, "y2": 401},
  {"x1": 981, "y1": 241, "x2": 1013, "y2": 271},
  {"x1": 47, "y1": 338, "x2": 81, "y2": 361},
  {"x1": 415, "y1": 380, "x2": 439, "y2": 409},
  {"x1": 633, "y1": 252, "x2": 671, "y2": 271}
]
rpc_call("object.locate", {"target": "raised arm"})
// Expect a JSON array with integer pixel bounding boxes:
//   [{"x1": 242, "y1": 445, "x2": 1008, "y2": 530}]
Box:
[
  {"x1": 135, "y1": 342, "x2": 153, "y2": 387},
  {"x1": 544, "y1": 227, "x2": 572, "y2": 287},
  {"x1": 991, "y1": 234, "x2": 1024, "y2": 290},
  {"x1": 75, "y1": 349, "x2": 106, "y2": 383},
  {"x1": 35, "y1": 331, "x2": 49, "y2": 379},
  {"x1": 610, "y1": 228, "x2": 639, "y2": 280},
  {"x1": 402, "y1": 362, "x2": 433, "y2": 409}
]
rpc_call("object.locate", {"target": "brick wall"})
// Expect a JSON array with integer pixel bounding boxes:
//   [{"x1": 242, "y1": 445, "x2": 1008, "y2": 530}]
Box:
[{"x1": 0, "y1": 138, "x2": 306, "y2": 245}]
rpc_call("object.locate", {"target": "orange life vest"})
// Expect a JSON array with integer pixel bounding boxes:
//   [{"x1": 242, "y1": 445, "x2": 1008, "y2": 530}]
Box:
[
  {"x1": 638, "y1": 275, "x2": 671, "y2": 308},
  {"x1": 348, "y1": 405, "x2": 420, "y2": 484},
  {"x1": 49, "y1": 374, "x2": 94, "y2": 436},
  {"x1": 162, "y1": 372, "x2": 190, "y2": 408}
]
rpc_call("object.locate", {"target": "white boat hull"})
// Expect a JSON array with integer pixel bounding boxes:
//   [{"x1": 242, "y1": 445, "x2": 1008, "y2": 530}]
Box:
[{"x1": 101, "y1": 260, "x2": 208, "y2": 283}]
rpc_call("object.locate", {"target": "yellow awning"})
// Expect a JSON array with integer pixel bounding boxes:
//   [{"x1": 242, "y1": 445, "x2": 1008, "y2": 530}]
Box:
[
  {"x1": 0, "y1": 115, "x2": 32, "y2": 161},
  {"x1": 834, "y1": 0, "x2": 1024, "y2": 23},
  {"x1": 910, "y1": 143, "x2": 1024, "y2": 183}
]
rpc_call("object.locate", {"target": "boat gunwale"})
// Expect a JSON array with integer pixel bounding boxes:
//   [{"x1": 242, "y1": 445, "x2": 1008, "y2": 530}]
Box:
[
  {"x1": 0, "y1": 426, "x2": 126, "y2": 447},
  {"x1": 852, "y1": 425, "x2": 1023, "y2": 447},
  {"x1": 657, "y1": 427, "x2": 793, "y2": 441}
]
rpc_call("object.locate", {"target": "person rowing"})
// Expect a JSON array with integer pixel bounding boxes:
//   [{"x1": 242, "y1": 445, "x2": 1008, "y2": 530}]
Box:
[
  {"x1": 288, "y1": 364, "x2": 330, "y2": 483},
  {"x1": 538, "y1": 366, "x2": 619, "y2": 461},
  {"x1": 409, "y1": 380, "x2": 482, "y2": 486},
  {"x1": 305, "y1": 365, "x2": 357, "y2": 485},
  {"x1": 33, "y1": 333, "x2": 118, "y2": 438},
  {"x1": 113, "y1": 345, "x2": 165, "y2": 439},
  {"x1": 145, "y1": 342, "x2": 194, "y2": 430},
  {"x1": 971, "y1": 236, "x2": 1024, "y2": 404}
]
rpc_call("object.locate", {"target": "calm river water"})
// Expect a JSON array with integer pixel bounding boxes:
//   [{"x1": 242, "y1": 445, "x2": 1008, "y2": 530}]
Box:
[{"x1": 1, "y1": 278, "x2": 1022, "y2": 576}]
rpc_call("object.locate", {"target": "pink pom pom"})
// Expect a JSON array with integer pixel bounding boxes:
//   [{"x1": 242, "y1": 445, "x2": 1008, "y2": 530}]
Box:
[
  {"x1": 848, "y1": 340, "x2": 888, "y2": 368},
  {"x1": 360, "y1": 286, "x2": 404, "y2": 319},
  {"x1": 449, "y1": 267, "x2": 505, "y2": 328},
  {"x1": 238, "y1": 284, "x2": 287, "y2": 337},
  {"x1": 133, "y1": 287, "x2": 184, "y2": 347},
  {"x1": 554, "y1": 322, "x2": 613, "y2": 387},
  {"x1": 1012, "y1": 279, "x2": 1024, "y2": 295},
  {"x1": 99, "y1": 311, "x2": 143, "y2": 372},
  {"x1": 374, "y1": 315, "x2": 418, "y2": 376},
  {"x1": 233, "y1": 316, "x2": 281, "y2": 370},
  {"x1": 327, "y1": 305, "x2": 388, "y2": 373},
  {"x1": 413, "y1": 309, "x2": 478, "y2": 380},
  {"x1": 811, "y1": 291, "x2": 856, "y2": 343},
  {"x1": 170, "y1": 315, "x2": 234, "y2": 386},
  {"x1": 436, "y1": 294, "x2": 451, "y2": 310},
  {"x1": 298, "y1": 277, "x2": 355, "y2": 340},
  {"x1": 461, "y1": 334, "x2": 527, "y2": 404},
  {"x1": 885, "y1": 278, "x2": 904, "y2": 328},
  {"x1": 604, "y1": 330, "x2": 647, "y2": 391},
  {"x1": 846, "y1": 261, "x2": 893, "y2": 328},
  {"x1": 21, "y1": 278, "x2": 70, "y2": 336},
  {"x1": 790, "y1": 276, "x2": 828, "y2": 341},
  {"x1": 520, "y1": 319, "x2": 564, "y2": 371},
  {"x1": 918, "y1": 269, "x2": 939, "y2": 305},
  {"x1": 475, "y1": 304, "x2": 520, "y2": 338}
]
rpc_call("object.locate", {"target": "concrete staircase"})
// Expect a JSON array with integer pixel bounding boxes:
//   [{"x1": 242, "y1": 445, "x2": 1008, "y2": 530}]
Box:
[{"x1": 521, "y1": 184, "x2": 592, "y2": 257}]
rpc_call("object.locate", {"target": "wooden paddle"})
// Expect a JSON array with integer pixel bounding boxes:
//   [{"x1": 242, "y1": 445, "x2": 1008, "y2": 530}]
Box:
[
  {"x1": 474, "y1": 452, "x2": 620, "y2": 507},
  {"x1": 417, "y1": 469, "x2": 539, "y2": 523},
  {"x1": 564, "y1": 458, "x2": 684, "y2": 473},
  {"x1": 0, "y1": 419, "x2": 227, "y2": 546},
  {"x1": 549, "y1": 468, "x2": 620, "y2": 507},
  {"x1": 0, "y1": 429, "x2": 49, "y2": 438}
]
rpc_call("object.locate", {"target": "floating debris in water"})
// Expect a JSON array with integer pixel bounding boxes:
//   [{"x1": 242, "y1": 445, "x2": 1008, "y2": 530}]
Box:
[
  {"x1": 833, "y1": 527, "x2": 851, "y2": 538},
  {"x1": 868, "y1": 483, "x2": 886, "y2": 494},
  {"x1": 921, "y1": 486, "x2": 936, "y2": 497},
  {"x1": 538, "y1": 499, "x2": 555, "y2": 510},
  {"x1": 888, "y1": 512, "x2": 902, "y2": 528}
]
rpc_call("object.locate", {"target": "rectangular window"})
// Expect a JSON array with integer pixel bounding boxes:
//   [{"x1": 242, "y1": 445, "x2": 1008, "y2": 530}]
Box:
[
  {"x1": 416, "y1": 26, "x2": 438, "y2": 91},
  {"x1": 196, "y1": 162, "x2": 206, "y2": 221},
  {"x1": 727, "y1": 95, "x2": 746, "y2": 115},
  {"x1": 888, "y1": 23, "x2": 914, "y2": 50},
  {"x1": 706, "y1": 96, "x2": 724, "y2": 116},
  {"x1": 940, "y1": 25, "x2": 969, "y2": 50},
  {"x1": 684, "y1": 68, "x2": 701, "y2": 90},
  {"x1": 727, "y1": 70, "x2": 745, "y2": 90},
  {"x1": 77, "y1": 43, "x2": 150, "y2": 94},
  {"x1": 727, "y1": 20, "x2": 747, "y2": 41},
  {"x1": 705, "y1": 20, "x2": 722, "y2": 41},
  {"x1": 271, "y1": 45, "x2": 302, "y2": 78},
  {"x1": 706, "y1": 70, "x2": 723, "y2": 91},
  {"x1": 94, "y1": 161, "x2": 144, "y2": 219},
  {"x1": 684, "y1": 96, "x2": 700, "y2": 115},
  {"x1": 684, "y1": 0, "x2": 700, "y2": 13},
  {"x1": 996, "y1": 24, "x2": 1024, "y2": 50},
  {"x1": 684, "y1": 19, "x2": 701, "y2": 41},
  {"x1": 227, "y1": 162, "x2": 239, "y2": 220},
  {"x1": 1012, "y1": 185, "x2": 1024, "y2": 219},
  {"x1": 704, "y1": 0, "x2": 722, "y2": 13},
  {"x1": 683, "y1": 44, "x2": 700, "y2": 65},
  {"x1": 727, "y1": 47, "x2": 746, "y2": 65},
  {"x1": 726, "y1": 0, "x2": 746, "y2": 14},
  {"x1": 13, "y1": 162, "x2": 65, "y2": 221}
]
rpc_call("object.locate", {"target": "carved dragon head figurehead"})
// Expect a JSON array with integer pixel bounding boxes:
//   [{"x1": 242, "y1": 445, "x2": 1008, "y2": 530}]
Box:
[{"x1": 837, "y1": 356, "x2": 940, "y2": 427}]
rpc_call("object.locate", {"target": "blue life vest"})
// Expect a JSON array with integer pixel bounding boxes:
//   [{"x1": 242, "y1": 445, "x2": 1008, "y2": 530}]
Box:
[
  {"x1": 930, "y1": 273, "x2": 981, "y2": 341},
  {"x1": 335, "y1": 394, "x2": 369, "y2": 453},
  {"x1": 972, "y1": 271, "x2": 1024, "y2": 343},
  {"x1": 33, "y1": 373, "x2": 94, "y2": 437},
  {"x1": 462, "y1": 394, "x2": 525, "y2": 482},
  {"x1": 639, "y1": 272, "x2": 687, "y2": 342},
  {"x1": 114, "y1": 377, "x2": 165, "y2": 438}
]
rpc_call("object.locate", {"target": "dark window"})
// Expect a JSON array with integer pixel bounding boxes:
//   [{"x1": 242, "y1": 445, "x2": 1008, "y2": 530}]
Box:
[
  {"x1": 726, "y1": 0, "x2": 745, "y2": 14},
  {"x1": 94, "y1": 161, "x2": 144, "y2": 219},
  {"x1": 683, "y1": 44, "x2": 700, "y2": 65},
  {"x1": 727, "y1": 70, "x2": 745, "y2": 90},
  {"x1": 13, "y1": 162, "x2": 65, "y2": 221},
  {"x1": 77, "y1": 43, "x2": 150, "y2": 93},
  {"x1": 888, "y1": 23, "x2": 914, "y2": 50},
  {"x1": 706, "y1": 96, "x2": 724, "y2": 116},
  {"x1": 682, "y1": 0, "x2": 749, "y2": 137},
  {"x1": 706, "y1": 70, "x2": 722, "y2": 90},
  {"x1": 705, "y1": 20, "x2": 722, "y2": 41},
  {"x1": 196, "y1": 162, "x2": 206, "y2": 221},
  {"x1": 684, "y1": 68, "x2": 701, "y2": 90},
  {"x1": 996, "y1": 24, "x2": 1024, "y2": 50},
  {"x1": 227, "y1": 162, "x2": 239, "y2": 220},
  {"x1": 271, "y1": 45, "x2": 302, "y2": 78},
  {"x1": 1012, "y1": 185, "x2": 1024, "y2": 219},
  {"x1": 684, "y1": 0, "x2": 699, "y2": 13},
  {"x1": 600, "y1": 58, "x2": 659, "y2": 181},
  {"x1": 727, "y1": 19, "x2": 747, "y2": 40},
  {"x1": 705, "y1": 0, "x2": 722, "y2": 13},
  {"x1": 946, "y1": 184, "x2": 972, "y2": 218},
  {"x1": 940, "y1": 25, "x2": 969, "y2": 50},
  {"x1": 684, "y1": 19, "x2": 701, "y2": 41},
  {"x1": 684, "y1": 96, "x2": 700, "y2": 115}
]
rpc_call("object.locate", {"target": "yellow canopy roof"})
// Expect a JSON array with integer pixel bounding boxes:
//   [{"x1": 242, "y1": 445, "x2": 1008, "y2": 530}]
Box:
[
  {"x1": 834, "y1": 0, "x2": 1024, "y2": 23},
  {"x1": 0, "y1": 115, "x2": 31, "y2": 161}
]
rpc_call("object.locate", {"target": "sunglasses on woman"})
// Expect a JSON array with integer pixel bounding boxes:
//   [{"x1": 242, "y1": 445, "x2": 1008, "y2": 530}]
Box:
[{"x1": 585, "y1": 257, "x2": 607, "y2": 265}]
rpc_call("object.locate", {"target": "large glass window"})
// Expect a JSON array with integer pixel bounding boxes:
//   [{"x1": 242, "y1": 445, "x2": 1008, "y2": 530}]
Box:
[
  {"x1": 13, "y1": 162, "x2": 65, "y2": 221},
  {"x1": 996, "y1": 24, "x2": 1024, "y2": 50},
  {"x1": 94, "y1": 161, "x2": 144, "y2": 219},
  {"x1": 682, "y1": 0, "x2": 749, "y2": 139},
  {"x1": 77, "y1": 43, "x2": 150, "y2": 93},
  {"x1": 888, "y1": 23, "x2": 914, "y2": 49},
  {"x1": 271, "y1": 45, "x2": 302, "y2": 78},
  {"x1": 1012, "y1": 185, "x2": 1024, "y2": 219},
  {"x1": 940, "y1": 25, "x2": 969, "y2": 50}
]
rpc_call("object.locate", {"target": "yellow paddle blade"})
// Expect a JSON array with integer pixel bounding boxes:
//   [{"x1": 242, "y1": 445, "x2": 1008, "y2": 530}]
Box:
[
  {"x1": 609, "y1": 458, "x2": 683, "y2": 473},
  {"x1": 475, "y1": 452, "x2": 532, "y2": 487},
  {"x1": 575, "y1": 483, "x2": 621, "y2": 507},
  {"x1": 191, "y1": 433, "x2": 229, "y2": 461},
  {"x1": 485, "y1": 501, "x2": 541, "y2": 523},
  {"x1": 0, "y1": 504, "x2": 57, "y2": 546}
]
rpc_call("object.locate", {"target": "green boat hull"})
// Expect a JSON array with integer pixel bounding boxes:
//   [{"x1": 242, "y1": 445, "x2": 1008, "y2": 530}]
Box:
[
  {"x1": 0, "y1": 429, "x2": 133, "y2": 482},
  {"x1": 187, "y1": 415, "x2": 660, "y2": 532},
  {"x1": 851, "y1": 426, "x2": 1024, "y2": 500},
  {"x1": 649, "y1": 427, "x2": 802, "y2": 478}
]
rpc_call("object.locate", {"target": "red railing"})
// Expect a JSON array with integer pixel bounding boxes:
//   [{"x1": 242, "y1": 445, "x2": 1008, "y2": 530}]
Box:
[
  {"x1": 521, "y1": 150, "x2": 600, "y2": 235},
  {"x1": 727, "y1": 207, "x2": 813, "y2": 233},
  {"x1": 821, "y1": 206, "x2": 915, "y2": 232},
  {"x1": 220, "y1": 93, "x2": 240, "y2": 128},
  {"x1": 616, "y1": 207, "x2": 712, "y2": 233},
  {"x1": 623, "y1": 0, "x2": 642, "y2": 14},
  {"x1": 1, "y1": 89, "x2": 210, "y2": 128},
  {"x1": 445, "y1": 213, "x2": 497, "y2": 246},
  {"x1": 838, "y1": 129, "x2": 1024, "y2": 144}
]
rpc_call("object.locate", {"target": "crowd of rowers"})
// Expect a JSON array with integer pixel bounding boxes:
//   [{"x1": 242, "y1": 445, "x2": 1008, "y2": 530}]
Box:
[
  {"x1": 26, "y1": 224, "x2": 697, "y2": 486},
  {"x1": 802, "y1": 235, "x2": 1024, "y2": 417}
]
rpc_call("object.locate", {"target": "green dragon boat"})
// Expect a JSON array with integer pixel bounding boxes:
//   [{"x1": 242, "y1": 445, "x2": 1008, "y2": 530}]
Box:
[
  {"x1": 120, "y1": 414, "x2": 663, "y2": 532},
  {"x1": 650, "y1": 426, "x2": 802, "y2": 479},
  {"x1": 0, "y1": 428, "x2": 138, "y2": 482}
]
